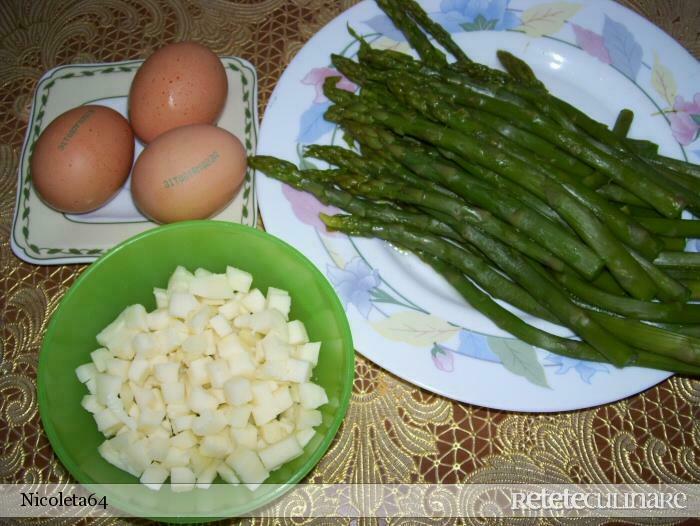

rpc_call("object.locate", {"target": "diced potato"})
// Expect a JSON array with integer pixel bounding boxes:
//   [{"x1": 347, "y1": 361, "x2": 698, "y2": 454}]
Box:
[
  {"x1": 190, "y1": 273, "x2": 234, "y2": 300},
  {"x1": 167, "y1": 266, "x2": 194, "y2": 293},
  {"x1": 261, "y1": 333, "x2": 293, "y2": 362},
  {"x1": 298, "y1": 382, "x2": 329, "y2": 409},
  {"x1": 241, "y1": 289, "x2": 265, "y2": 314},
  {"x1": 227, "y1": 351, "x2": 256, "y2": 377},
  {"x1": 195, "y1": 463, "x2": 218, "y2": 489},
  {"x1": 187, "y1": 305, "x2": 216, "y2": 335},
  {"x1": 94, "y1": 408, "x2": 121, "y2": 436},
  {"x1": 171, "y1": 466, "x2": 196, "y2": 493},
  {"x1": 190, "y1": 449, "x2": 213, "y2": 477},
  {"x1": 130, "y1": 383, "x2": 155, "y2": 408},
  {"x1": 226, "y1": 266, "x2": 253, "y2": 293},
  {"x1": 154, "y1": 362, "x2": 179, "y2": 384},
  {"x1": 171, "y1": 414, "x2": 195, "y2": 434},
  {"x1": 259, "y1": 360, "x2": 288, "y2": 382},
  {"x1": 128, "y1": 358, "x2": 150, "y2": 385},
  {"x1": 140, "y1": 464, "x2": 169, "y2": 491},
  {"x1": 296, "y1": 408, "x2": 322, "y2": 430},
  {"x1": 209, "y1": 315, "x2": 233, "y2": 338},
  {"x1": 90, "y1": 348, "x2": 112, "y2": 373},
  {"x1": 188, "y1": 385, "x2": 218, "y2": 413},
  {"x1": 295, "y1": 342, "x2": 321, "y2": 366},
  {"x1": 81, "y1": 264, "x2": 329, "y2": 492},
  {"x1": 124, "y1": 438, "x2": 152, "y2": 475},
  {"x1": 229, "y1": 405, "x2": 252, "y2": 428},
  {"x1": 199, "y1": 434, "x2": 233, "y2": 458},
  {"x1": 95, "y1": 373, "x2": 122, "y2": 406},
  {"x1": 210, "y1": 388, "x2": 226, "y2": 405},
  {"x1": 138, "y1": 407, "x2": 165, "y2": 433},
  {"x1": 283, "y1": 358, "x2": 312, "y2": 383},
  {"x1": 191, "y1": 410, "x2": 227, "y2": 436},
  {"x1": 273, "y1": 386, "x2": 294, "y2": 414},
  {"x1": 207, "y1": 360, "x2": 231, "y2": 389},
  {"x1": 217, "y1": 333, "x2": 245, "y2": 358},
  {"x1": 182, "y1": 333, "x2": 207, "y2": 356},
  {"x1": 188, "y1": 357, "x2": 213, "y2": 386},
  {"x1": 132, "y1": 333, "x2": 157, "y2": 359},
  {"x1": 287, "y1": 320, "x2": 309, "y2": 345},
  {"x1": 226, "y1": 448, "x2": 269, "y2": 490},
  {"x1": 168, "y1": 292, "x2": 200, "y2": 319},
  {"x1": 76, "y1": 363, "x2": 99, "y2": 384},
  {"x1": 216, "y1": 463, "x2": 240, "y2": 485},
  {"x1": 148, "y1": 435, "x2": 171, "y2": 462},
  {"x1": 194, "y1": 268, "x2": 212, "y2": 278},
  {"x1": 230, "y1": 425, "x2": 258, "y2": 450},
  {"x1": 123, "y1": 305, "x2": 149, "y2": 332},
  {"x1": 163, "y1": 447, "x2": 190, "y2": 468},
  {"x1": 119, "y1": 383, "x2": 135, "y2": 411},
  {"x1": 251, "y1": 404, "x2": 279, "y2": 427},
  {"x1": 223, "y1": 377, "x2": 252, "y2": 406},
  {"x1": 218, "y1": 300, "x2": 241, "y2": 320},
  {"x1": 266, "y1": 293, "x2": 291, "y2": 320},
  {"x1": 261, "y1": 420, "x2": 291, "y2": 444},
  {"x1": 98, "y1": 440, "x2": 127, "y2": 472},
  {"x1": 153, "y1": 288, "x2": 169, "y2": 309},
  {"x1": 85, "y1": 377, "x2": 97, "y2": 395},
  {"x1": 162, "y1": 382, "x2": 186, "y2": 405},
  {"x1": 258, "y1": 436, "x2": 303, "y2": 471},
  {"x1": 238, "y1": 329, "x2": 260, "y2": 349},
  {"x1": 296, "y1": 428, "x2": 316, "y2": 448},
  {"x1": 170, "y1": 430, "x2": 197, "y2": 450},
  {"x1": 81, "y1": 394, "x2": 103, "y2": 414},
  {"x1": 162, "y1": 324, "x2": 188, "y2": 352}
]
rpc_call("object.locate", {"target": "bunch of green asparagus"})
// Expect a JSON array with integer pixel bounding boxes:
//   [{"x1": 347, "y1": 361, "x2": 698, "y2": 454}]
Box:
[{"x1": 250, "y1": 0, "x2": 700, "y2": 375}]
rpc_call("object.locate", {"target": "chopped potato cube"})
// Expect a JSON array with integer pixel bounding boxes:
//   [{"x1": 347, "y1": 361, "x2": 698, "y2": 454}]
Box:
[
  {"x1": 226, "y1": 448, "x2": 269, "y2": 490},
  {"x1": 226, "y1": 266, "x2": 253, "y2": 293},
  {"x1": 190, "y1": 273, "x2": 234, "y2": 300},
  {"x1": 170, "y1": 466, "x2": 196, "y2": 493},
  {"x1": 140, "y1": 464, "x2": 169, "y2": 491},
  {"x1": 287, "y1": 320, "x2": 309, "y2": 345},
  {"x1": 258, "y1": 436, "x2": 302, "y2": 471}
]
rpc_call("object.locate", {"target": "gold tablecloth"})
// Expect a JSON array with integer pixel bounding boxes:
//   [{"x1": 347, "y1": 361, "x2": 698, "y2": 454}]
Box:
[{"x1": 1, "y1": 0, "x2": 699, "y2": 523}]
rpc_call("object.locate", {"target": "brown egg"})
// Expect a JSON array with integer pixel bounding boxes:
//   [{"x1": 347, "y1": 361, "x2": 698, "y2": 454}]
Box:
[
  {"x1": 128, "y1": 42, "x2": 228, "y2": 143},
  {"x1": 131, "y1": 124, "x2": 247, "y2": 223},
  {"x1": 30, "y1": 105, "x2": 134, "y2": 213}
]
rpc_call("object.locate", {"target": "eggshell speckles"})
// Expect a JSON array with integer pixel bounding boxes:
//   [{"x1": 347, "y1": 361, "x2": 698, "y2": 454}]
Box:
[
  {"x1": 128, "y1": 42, "x2": 228, "y2": 143},
  {"x1": 30, "y1": 105, "x2": 134, "y2": 213},
  {"x1": 131, "y1": 124, "x2": 247, "y2": 224}
]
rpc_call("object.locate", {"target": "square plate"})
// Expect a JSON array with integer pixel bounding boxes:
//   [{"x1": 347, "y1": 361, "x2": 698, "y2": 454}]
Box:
[{"x1": 11, "y1": 57, "x2": 258, "y2": 265}]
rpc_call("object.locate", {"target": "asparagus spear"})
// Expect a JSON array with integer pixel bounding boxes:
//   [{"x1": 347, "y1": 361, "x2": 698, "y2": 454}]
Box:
[
  {"x1": 322, "y1": 213, "x2": 635, "y2": 367},
  {"x1": 248, "y1": 155, "x2": 459, "y2": 239},
  {"x1": 326, "y1": 98, "x2": 660, "y2": 298},
  {"x1": 324, "y1": 171, "x2": 569, "y2": 272},
  {"x1": 374, "y1": 0, "x2": 447, "y2": 69},
  {"x1": 421, "y1": 253, "x2": 700, "y2": 375},
  {"x1": 556, "y1": 272, "x2": 700, "y2": 323},
  {"x1": 419, "y1": 76, "x2": 685, "y2": 217},
  {"x1": 336, "y1": 122, "x2": 602, "y2": 277}
]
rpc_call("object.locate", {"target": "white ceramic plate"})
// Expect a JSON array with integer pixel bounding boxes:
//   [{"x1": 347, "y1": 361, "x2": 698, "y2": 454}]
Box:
[
  {"x1": 12, "y1": 57, "x2": 258, "y2": 265},
  {"x1": 256, "y1": 0, "x2": 700, "y2": 411}
]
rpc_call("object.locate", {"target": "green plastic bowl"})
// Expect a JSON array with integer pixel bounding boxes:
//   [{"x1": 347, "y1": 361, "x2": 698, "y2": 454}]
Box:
[{"x1": 38, "y1": 220, "x2": 354, "y2": 521}]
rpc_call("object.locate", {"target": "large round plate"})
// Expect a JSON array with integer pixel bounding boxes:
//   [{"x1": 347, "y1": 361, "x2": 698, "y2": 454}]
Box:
[{"x1": 256, "y1": 0, "x2": 700, "y2": 411}]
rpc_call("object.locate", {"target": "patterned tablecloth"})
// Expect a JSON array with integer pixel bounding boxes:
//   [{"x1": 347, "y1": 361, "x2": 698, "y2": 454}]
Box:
[{"x1": 1, "y1": 0, "x2": 698, "y2": 523}]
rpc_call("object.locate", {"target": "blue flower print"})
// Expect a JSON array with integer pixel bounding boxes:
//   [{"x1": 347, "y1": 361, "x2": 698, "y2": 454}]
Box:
[
  {"x1": 435, "y1": 0, "x2": 520, "y2": 32},
  {"x1": 327, "y1": 257, "x2": 381, "y2": 318},
  {"x1": 544, "y1": 354, "x2": 609, "y2": 384}
]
